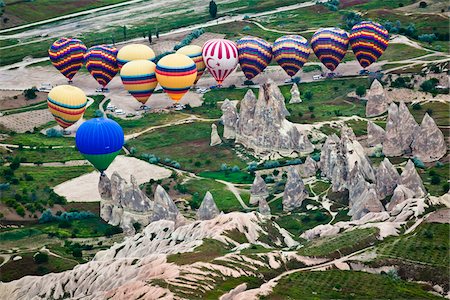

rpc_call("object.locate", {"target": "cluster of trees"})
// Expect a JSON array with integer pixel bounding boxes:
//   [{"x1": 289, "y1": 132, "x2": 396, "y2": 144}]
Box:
[
  {"x1": 39, "y1": 209, "x2": 95, "y2": 224},
  {"x1": 322, "y1": 0, "x2": 340, "y2": 11},
  {"x1": 23, "y1": 87, "x2": 38, "y2": 100},
  {"x1": 173, "y1": 28, "x2": 205, "y2": 51}
]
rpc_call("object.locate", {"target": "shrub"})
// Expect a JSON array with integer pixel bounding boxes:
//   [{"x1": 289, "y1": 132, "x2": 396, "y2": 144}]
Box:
[
  {"x1": 443, "y1": 183, "x2": 450, "y2": 193},
  {"x1": 418, "y1": 33, "x2": 436, "y2": 44},
  {"x1": 94, "y1": 109, "x2": 104, "y2": 117},
  {"x1": 242, "y1": 25, "x2": 251, "y2": 31},
  {"x1": 411, "y1": 103, "x2": 422, "y2": 110},
  {"x1": 355, "y1": 85, "x2": 367, "y2": 97},
  {"x1": 231, "y1": 165, "x2": 240, "y2": 172},
  {"x1": 304, "y1": 91, "x2": 313, "y2": 100},
  {"x1": 430, "y1": 175, "x2": 441, "y2": 185},
  {"x1": 46, "y1": 128, "x2": 63, "y2": 137},
  {"x1": 15, "y1": 206, "x2": 25, "y2": 217},
  {"x1": 72, "y1": 248, "x2": 82, "y2": 258},
  {"x1": 34, "y1": 252, "x2": 49, "y2": 264},
  {"x1": 418, "y1": 1, "x2": 427, "y2": 8},
  {"x1": 23, "y1": 87, "x2": 37, "y2": 100},
  {"x1": 412, "y1": 157, "x2": 425, "y2": 169},
  {"x1": 308, "y1": 105, "x2": 315, "y2": 112}
]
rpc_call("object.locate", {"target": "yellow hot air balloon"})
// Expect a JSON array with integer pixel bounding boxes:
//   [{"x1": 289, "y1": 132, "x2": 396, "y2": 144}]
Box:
[
  {"x1": 117, "y1": 44, "x2": 156, "y2": 68},
  {"x1": 176, "y1": 45, "x2": 206, "y2": 84},
  {"x1": 155, "y1": 53, "x2": 197, "y2": 102},
  {"x1": 47, "y1": 85, "x2": 87, "y2": 129},
  {"x1": 120, "y1": 60, "x2": 158, "y2": 105}
]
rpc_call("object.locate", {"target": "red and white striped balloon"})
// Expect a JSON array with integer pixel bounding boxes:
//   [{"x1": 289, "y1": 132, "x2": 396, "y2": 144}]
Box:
[{"x1": 202, "y1": 39, "x2": 239, "y2": 86}]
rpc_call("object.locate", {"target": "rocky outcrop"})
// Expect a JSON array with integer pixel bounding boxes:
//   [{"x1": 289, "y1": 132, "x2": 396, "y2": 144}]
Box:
[
  {"x1": 228, "y1": 80, "x2": 313, "y2": 157},
  {"x1": 375, "y1": 158, "x2": 400, "y2": 199},
  {"x1": 289, "y1": 83, "x2": 301, "y2": 104},
  {"x1": 283, "y1": 167, "x2": 308, "y2": 211},
  {"x1": 210, "y1": 123, "x2": 222, "y2": 146},
  {"x1": 151, "y1": 185, "x2": 183, "y2": 224},
  {"x1": 99, "y1": 172, "x2": 153, "y2": 235},
  {"x1": 366, "y1": 79, "x2": 388, "y2": 117},
  {"x1": 347, "y1": 163, "x2": 368, "y2": 211},
  {"x1": 197, "y1": 192, "x2": 220, "y2": 220},
  {"x1": 400, "y1": 160, "x2": 426, "y2": 198},
  {"x1": 342, "y1": 131, "x2": 376, "y2": 183},
  {"x1": 367, "y1": 121, "x2": 385, "y2": 147},
  {"x1": 221, "y1": 99, "x2": 238, "y2": 140},
  {"x1": 412, "y1": 113, "x2": 446, "y2": 162},
  {"x1": 298, "y1": 156, "x2": 317, "y2": 177},
  {"x1": 349, "y1": 184, "x2": 385, "y2": 220},
  {"x1": 258, "y1": 198, "x2": 271, "y2": 216},
  {"x1": 398, "y1": 101, "x2": 419, "y2": 153},
  {"x1": 387, "y1": 184, "x2": 415, "y2": 211},
  {"x1": 383, "y1": 103, "x2": 403, "y2": 156},
  {"x1": 250, "y1": 174, "x2": 269, "y2": 205},
  {"x1": 320, "y1": 134, "x2": 348, "y2": 192}
]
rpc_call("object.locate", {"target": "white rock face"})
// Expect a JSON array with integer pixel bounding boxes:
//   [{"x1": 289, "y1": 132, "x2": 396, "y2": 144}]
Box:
[
  {"x1": 221, "y1": 99, "x2": 238, "y2": 140},
  {"x1": 289, "y1": 83, "x2": 302, "y2": 104},
  {"x1": 283, "y1": 167, "x2": 308, "y2": 212},
  {"x1": 258, "y1": 198, "x2": 271, "y2": 216},
  {"x1": 99, "y1": 172, "x2": 153, "y2": 235},
  {"x1": 367, "y1": 121, "x2": 385, "y2": 147},
  {"x1": 210, "y1": 123, "x2": 222, "y2": 146},
  {"x1": 383, "y1": 103, "x2": 403, "y2": 157},
  {"x1": 375, "y1": 158, "x2": 400, "y2": 199},
  {"x1": 365, "y1": 80, "x2": 388, "y2": 117},
  {"x1": 398, "y1": 101, "x2": 419, "y2": 153},
  {"x1": 227, "y1": 80, "x2": 313, "y2": 157},
  {"x1": 400, "y1": 160, "x2": 426, "y2": 198},
  {"x1": 250, "y1": 174, "x2": 269, "y2": 205},
  {"x1": 411, "y1": 113, "x2": 446, "y2": 162},
  {"x1": 151, "y1": 185, "x2": 183, "y2": 225},
  {"x1": 0, "y1": 212, "x2": 300, "y2": 300},
  {"x1": 197, "y1": 192, "x2": 220, "y2": 220},
  {"x1": 386, "y1": 185, "x2": 415, "y2": 211}
]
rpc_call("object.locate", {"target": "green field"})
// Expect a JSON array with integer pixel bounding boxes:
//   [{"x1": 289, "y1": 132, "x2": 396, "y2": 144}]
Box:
[
  {"x1": 199, "y1": 170, "x2": 254, "y2": 184},
  {"x1": 4, "y1": 132, "x2": 74, "y2": 147},
  {"x1": 108, "y1": 111, "x2": 187, "y2": 134},
  {"x1": 298, "y1": 227, "x2": 379, "y2": 258},
  {"x1": 6, "y1": 147, "x2": 84, "y2": 163},
  {"x1": 264, "y1": 270, "x2": 441, "y2": 300},
  {"x1": 376, "y1": 223, "x2": 449, "y2": 268}
]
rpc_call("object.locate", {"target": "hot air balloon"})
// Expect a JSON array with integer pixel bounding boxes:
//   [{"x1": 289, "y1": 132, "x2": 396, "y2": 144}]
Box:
[
  {"x1": 349, "y1": 21, "x2": 389, "y2": 69},
  {"x1": 48, "y1": 37, "x2": 87, "y2": 82},
  {"x1": 120, "y1": 60, "x2": 157, "y2": 106},
  {"x1": 75, "y1": 118, "x2": 124, "y2": 173},
  {"x1": 155, "y1": 53, "x2": 197, "y2": 102},
  {"x1": 176, "y1": 45, "x2": 206, "y2": 84},
  {"x1": 47, "y1": 85, "x2": 87, "y2": 129},
  {"x1": 237, "y1": 36, "x2": 272, "y2": 80},
  {"x1": 85, "y1": 45, "x2": 119, "y2": 90},
  {"x1": 311, "y1": 28, "x2": 349, "y2": 72},
  {"x1": 117, "y1": 44, "x2": 156, "y2": 68},
  {"x1": 272, "y1": 35, "x2": 310, "y2": 78},
  {"x1": 202, "y1": 39, "x2": 239, "y2": 86}
]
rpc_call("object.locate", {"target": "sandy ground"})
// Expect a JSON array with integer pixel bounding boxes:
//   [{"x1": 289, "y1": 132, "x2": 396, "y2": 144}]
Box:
[
  {"x1": 53, "y1": 155, "x2": 171, "y2": 202},
  {"x1": 0, "y1": 108, "x2": 53, "y2": 132},
  {"x1": 0, "y1": 91, "x2": 47, "y2": 111}
]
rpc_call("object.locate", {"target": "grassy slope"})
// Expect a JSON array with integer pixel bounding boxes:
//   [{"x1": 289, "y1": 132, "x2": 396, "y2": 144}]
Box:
[{"x1": 264, "y1": 270, "x2": 441, "y2": 300}]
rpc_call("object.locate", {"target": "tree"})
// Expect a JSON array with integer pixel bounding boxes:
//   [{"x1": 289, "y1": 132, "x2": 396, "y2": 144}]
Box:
[
  {"x1": 16, "y1": 206, "x2": 25, "y2": 217},
  {"x1": 418, "y1": 33, "x2": 437, "y2": 44},
  {"x1": 148, "y1": 30, "x2": 152, "y2": 43},
  {"x1": 72, "y1": 248, "x2": 82, "y2": 258},
  {"x1": 304, "y1": 90, "x2": 313, "y2": 100},
  {"x1": 356, "y1": 85, "x2": 367, "y2": 97},
  {"x1": 209, "y1": 0, "x2": 217, "y2": 18},
  {"x1": 23, "y1": 87, "x2": 37, "y2": 100},
  {"x1": 94, "y1": 109, "x2": 103, "y2": 117},
  {"x1": 34, "y1": 252, "x2": 49, "y2": 264},
  {"x1": 418, "y1": 1, "x2": 427, "y2": 8}
]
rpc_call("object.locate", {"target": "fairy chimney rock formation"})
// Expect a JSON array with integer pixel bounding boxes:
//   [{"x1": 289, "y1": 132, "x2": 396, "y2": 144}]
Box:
[
  {"x1": 197, "y1": 191, "x2": 220, "y2": 220},
  {"x1": 366, "y1": 79, "x2": 388, "y2": 117},
  {"x1": 298, "y1": 156, "x2": 318, "y2": 177},
  {"x1": 210, "y1": 123, "x2": 222, "y2": 146},
  {"x1": 400, "y1": 160, "x2": 426, "y2": 198},
  {"x1": 151, "y1": 185, "x2": 181, "y2": 223},
  {"x1": 250, "y1": 174, "x2": 269, "y2": 205},
  {"x1": 289, "y1": 83, "x2": 302, "y2": 104},
  {"x1": 282, "y1": 167, "x2": 308, "y2": 211},
  {"x1": 367, "y1": 121, "x2": 385, "y2": 147},
  {"x1": 221, "y1": 99, "x2": 238, "y2": 140},
  {"x1": 411, "y1": 113, "x2": 446, "y2": 162},
  {"x1": 375, "y1": 158, "x2": 400, "y2": 199},
  {"x1": 258, "y1": 198, "x2": 271, "y2": 216}
]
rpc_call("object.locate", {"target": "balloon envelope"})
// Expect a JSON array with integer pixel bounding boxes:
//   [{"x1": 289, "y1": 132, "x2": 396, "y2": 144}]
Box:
[
  {"x1": 48, "y1": 38, "x2": 87, "y2": 80},
  {"x1": 85, "y1": 45, "x2": 119, "y2": 87},
  {"x1": 176, "y1": 45, "x2": 206, "y2": 84},
  {"x1": 272, "y1": 35, "x2": 310, "y2": 77},
  {"x1": 117, "y1": 44, "x2": 156, "y2": 68},
  {"x1": 237, "y1": 36, "x2": 272, "y2": 80},
  {"x1": 202, "y1": 39, "x2": 239, "y2": 85},
  {"x1": 76, "y1": 118, "x2": 124, "y2": 172},
  {"x1": 120, "y1": 60, "x2": 157, "y2": 105},
  {"x1": 311, "y1": 27, "x2": 349, "y2": 72},
  {"x1": 47, "y1": 85, "x2": 87, "y2": 129},
  {"x1": 349, "y1": 21, "x2": 389, "y2": 68},
  {"x1": 155, "y1": 53, "x2": 197, "y2": 102}
]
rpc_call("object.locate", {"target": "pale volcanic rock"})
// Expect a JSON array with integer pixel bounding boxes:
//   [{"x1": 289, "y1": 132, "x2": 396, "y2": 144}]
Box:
[
  {"x1": 367, "y1": 121, "x2": 385, "y2": 147},
  {"x1": 366, "y1": 79, "x2": 388, "y2": 117},
  {"x1": 383, "y1": 103, "x2": 403, "y2": 157},
  {"x1": 197, "y1": 192, "x2": 220, "y2": 221},
  {"x1": 400, "y1": 160, "x2": 426, "y2": 198},
  {"x1": 411, "y1": 113, "x2": 447, "y2": 162},
  {"x1": 258, "y1": 198, "x2": 271, "y2": 216},
  {"x1": 289, "y1": 83, "x2": 302, "y2": 104},
  {"x1": 386, "y1": 184, "x2": 415, "y2": 211},
  {"x1": 298, "y1": 156, "x2": 318, "y2": 177},
  {"x1": 210, "y1": 123, "x2": 222, "y2": 146},
  {"x1": 398, "y1": 101, "x2": 419, "y2": 153},
  {"x1": 349, "y1": 185, "x2": 385, "y2": 221},
  {"x1": 342, "y1": 133, "x2": 376, "y2": 183},
  {"x1": 375, "y1": 158, "x2": 400, "y2": 200},
  {"x1": 341, "y1": 124, "x2": 356, "y2": 141},
  {"x1": 282, "y1": 167, "x2": 308, "y2": 212},
  {"x1": 221, "y1": 99, "x2": 239, "y2": 140},
  {"x1": 347, "y1": 163, "x2": 369, "y2": 213},
  {"x1": 320, "y1": 134, "x2": 348, "y2": 192},
  {"x1": 233, "y1": 80, "x2": 313, "y2": 156},
  {"x1": 250, "y1": 174, "x2": 269, "y2": 205},
  {"x1": 151, "y1": 185, "x2": 181, "y2": 223}
]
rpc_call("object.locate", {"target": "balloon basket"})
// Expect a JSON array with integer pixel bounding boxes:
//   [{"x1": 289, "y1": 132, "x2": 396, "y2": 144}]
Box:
[{"x1": 68, "y1": 80, "x2": 73, "y2": 85}]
